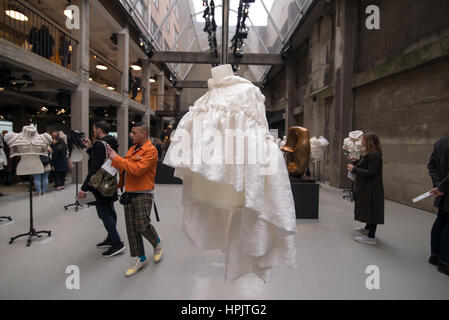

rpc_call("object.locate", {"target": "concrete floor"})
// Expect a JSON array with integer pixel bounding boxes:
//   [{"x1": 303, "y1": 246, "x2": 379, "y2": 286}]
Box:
[{"x1": 0, "y1": 183, "x2": 448, "y2": 300}]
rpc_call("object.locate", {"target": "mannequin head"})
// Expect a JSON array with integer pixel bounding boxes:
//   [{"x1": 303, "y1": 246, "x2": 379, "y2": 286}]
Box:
[{"x1": 211, "y1": 64, "x2": 234, "y2": 82}]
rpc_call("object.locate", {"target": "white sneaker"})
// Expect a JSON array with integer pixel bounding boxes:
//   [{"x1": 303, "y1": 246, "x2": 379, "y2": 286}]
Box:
[
  {"x1": 125, "y1": 258, "x2": 148, "y2": 277},
  {"x1": 154, "y1": 238, "x2": 164, "y2": 263},
  {"x1": 355, "y1": 235, "x2": 377, "y2": 245},
  {"x1": 354, "y1": 228, "x2": 369, "y2": 236}
]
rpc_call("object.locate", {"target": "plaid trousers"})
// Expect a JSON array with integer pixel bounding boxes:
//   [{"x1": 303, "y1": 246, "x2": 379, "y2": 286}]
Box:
[{"x1": 124, "y1": 193, "x2": 159, "y2": 257}]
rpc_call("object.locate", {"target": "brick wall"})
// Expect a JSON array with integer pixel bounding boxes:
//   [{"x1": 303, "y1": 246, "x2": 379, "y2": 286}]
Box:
[
  {"x1": 264, "y1": 0, "x2": 449, "y2": 212},
  {"x1": 357, "y1": 0, "x2": 449, "y2": 72},
  {"x1": 354, "y1": 58, "x2": 449, "y2": 212}
]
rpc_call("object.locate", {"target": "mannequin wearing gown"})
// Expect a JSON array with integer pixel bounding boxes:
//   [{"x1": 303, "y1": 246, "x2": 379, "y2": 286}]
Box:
[{"x1": 164, "y1": 65, "x2": 297, "y2": 282}]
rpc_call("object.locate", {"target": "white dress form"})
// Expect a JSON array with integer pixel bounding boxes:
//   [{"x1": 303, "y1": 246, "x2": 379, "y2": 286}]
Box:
[
  {"x1": 3, "y1": 126, "x2": 51, "y2": 176},
  {"x1": 70, "y1": 147, "x2": 84, "y2": 163},
  {"x1": 191, "y1": 64, "x2": 245, "y2": 209},
  {"x1": 16, "y1": 154, "x2": 44, "y2": 176}
]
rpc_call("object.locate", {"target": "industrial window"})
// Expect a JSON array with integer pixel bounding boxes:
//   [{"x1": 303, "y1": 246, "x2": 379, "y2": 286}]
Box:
[
  {"x1": 166, "y1": 7, "x2": 170, "y2": 31},
  {"x1": 135, "y1": 0, "x2": 148, "y2": 24},
  {"x1": 151, "y1": 17, "x2": 158, "y2": 35},
  {"x1": 174, "y1": 27, "x2": 178, "y2": 43}
]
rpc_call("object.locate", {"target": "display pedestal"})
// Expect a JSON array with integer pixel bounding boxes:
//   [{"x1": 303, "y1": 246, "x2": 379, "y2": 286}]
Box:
[
  {"x1": 9, "y1": 176, "x2": 51, "y2": 247},
  {"x1": 290, "y1": 177, "x2": 319, "y2": 219},
  {"x1": 64, "y1": 162, "x2": 87, "y2": 212},
  {"x1": 156, "y1": 161, "x2": 182, "y2": 184}
]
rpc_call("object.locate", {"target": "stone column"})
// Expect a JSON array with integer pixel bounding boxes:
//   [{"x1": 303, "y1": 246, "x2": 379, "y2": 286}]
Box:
[
  {"x1": 142, "y1": 58, "x2": 151, "y2": 125},
  {"x1": 285, "y1": 55, "x2": 296, "y2": 132},
  {"x1": 117, "y1": 27, "x2": 129, "y2": 155},
  {"x1": 329, "y1": 0, "x2": 357, "y2": 188},
  {"x1": 70, "y1": 0, "x2": 90, "y2": 181},
  {"x1": 157, "y1": 71, "x2": 164, "y2": 110}
]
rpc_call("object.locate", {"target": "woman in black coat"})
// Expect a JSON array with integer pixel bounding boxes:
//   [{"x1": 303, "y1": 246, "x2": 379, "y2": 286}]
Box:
[
  {"x1": 347, "y1": 132, "x2": 385, "y2": 245},
  {"x1": 51, "y1": 137, "x2": 69, "y2": 190}
]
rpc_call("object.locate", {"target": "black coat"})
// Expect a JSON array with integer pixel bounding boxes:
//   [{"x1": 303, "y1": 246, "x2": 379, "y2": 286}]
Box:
[
  {"x1": 81, "y1": 135, "x2": 119, "y2": 203},
  {"x1": 428, "y1": 135, "x2": 449, "y2": 213},
  {"x1": 353, "y1": 152, "x2": 385, "y2": 225}
]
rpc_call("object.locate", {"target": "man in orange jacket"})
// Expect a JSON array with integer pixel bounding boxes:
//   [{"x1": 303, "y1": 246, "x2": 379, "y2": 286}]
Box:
[{"x1": 106, "y1": 122, "x2": 163, "y2": 277}]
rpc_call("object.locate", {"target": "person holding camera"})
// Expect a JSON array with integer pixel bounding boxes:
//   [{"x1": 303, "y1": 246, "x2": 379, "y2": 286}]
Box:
[
  {"x1": 106, "y1": 122, "x2": 163, "y2": 278},
  {"x1": 78, "y1": 121, "x2": 125, "y2": 257}
]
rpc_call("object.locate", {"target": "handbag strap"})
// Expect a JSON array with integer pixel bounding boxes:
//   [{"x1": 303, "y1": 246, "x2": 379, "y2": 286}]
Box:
[
  {"x1": 153, "y1": 200, "x2": 160, "y2": 222},
  {"x1": 98, "y1": 140, "x2": 109, "y2": 163}
]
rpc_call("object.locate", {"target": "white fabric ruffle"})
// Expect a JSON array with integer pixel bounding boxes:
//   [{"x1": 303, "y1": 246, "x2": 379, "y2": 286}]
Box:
[
  {"x1": 4, "y1": 126, "x2": 52, "y2": 147},
  {"x1": 164, "y1": 76, "x2": 297, "y2": 282}
]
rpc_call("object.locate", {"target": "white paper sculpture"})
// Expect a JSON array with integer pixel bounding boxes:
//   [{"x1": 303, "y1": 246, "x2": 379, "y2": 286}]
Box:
[
  {"x1": 343, "y1": 130, "x2": 364, "y2": 160},
  {"x1": 310, "y1": 136, "x2": 329, "y2": 162}
]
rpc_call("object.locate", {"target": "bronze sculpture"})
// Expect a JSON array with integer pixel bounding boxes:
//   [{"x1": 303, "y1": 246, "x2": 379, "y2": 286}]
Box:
[{"x1": 281, "y1": 127, "x2": 311, "y2": 178}]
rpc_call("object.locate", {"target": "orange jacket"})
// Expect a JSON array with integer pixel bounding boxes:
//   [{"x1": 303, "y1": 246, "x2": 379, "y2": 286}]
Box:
[{"x1": 111, "y1": 139, "x2": 158, "y2": 192}]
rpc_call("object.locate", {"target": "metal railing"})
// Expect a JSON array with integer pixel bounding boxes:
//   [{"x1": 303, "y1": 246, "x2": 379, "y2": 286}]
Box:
[
  {"x1": 129, "y1": 86, "x2": 146, "y2": 104},
  {"x1": 151, "y1": 94, "x2": 177, "y2": 112},
  {"x1": 0, "y1": 0, "x2": 78, "y2": 71}
]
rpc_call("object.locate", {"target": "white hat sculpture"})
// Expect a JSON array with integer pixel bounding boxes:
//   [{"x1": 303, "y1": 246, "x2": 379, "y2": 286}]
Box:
[{"x1": 343, "y1": 130, "x2": 364, "y2": 160}]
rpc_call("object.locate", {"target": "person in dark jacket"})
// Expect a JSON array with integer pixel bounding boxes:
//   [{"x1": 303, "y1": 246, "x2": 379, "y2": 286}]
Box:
[
  {"x1": 427, "y1": 134, "x2": 449, "y2": 277},
  {"x1": 347, "y1": 132, "x2": 384, "y2": 245},
  {"x1": 59, "y1": 34, "x2": 72, "y2": 68},
  {"x1": 27, "y1": 26, "x2": 55, "y2": 59},
  {"x1": 78, "y1": 121, "x2": 125, "y2": 257},
  {"x1": 51, "y1": 136, "x2": 68, "y2": 190}
]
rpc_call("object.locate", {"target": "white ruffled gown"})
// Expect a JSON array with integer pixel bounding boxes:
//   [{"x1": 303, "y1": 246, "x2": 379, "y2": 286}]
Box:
[{"x1": 163, "y1": 75, "x2": 297, "y2": 282}]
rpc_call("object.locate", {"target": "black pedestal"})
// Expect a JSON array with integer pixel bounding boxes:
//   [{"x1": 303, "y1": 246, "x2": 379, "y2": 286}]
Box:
[
  {"x1": 155, "y1": 161, "x2": 182, "y2": 184},
  {"x1": 290, "y1": 177, "x2": 319, "y2": 219}
]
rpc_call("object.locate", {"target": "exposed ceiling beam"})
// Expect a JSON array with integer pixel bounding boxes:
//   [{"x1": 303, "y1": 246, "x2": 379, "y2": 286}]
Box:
[
  {"x1": 0, "y1": 90, "x2": 59, "y2": 107},
  {"x1": 151, "y1": 52, "x2": 283, "y2": 65},
  {"x1": 175, "y1": 80, "x2": 262, "y2": 89},
  {"x1": 229, "y1": 53, "x2": 283, "y2": 65}
]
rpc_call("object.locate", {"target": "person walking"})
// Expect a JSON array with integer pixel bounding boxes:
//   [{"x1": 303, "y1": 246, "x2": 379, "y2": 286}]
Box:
[
  {"x1": 51, "y1": 136, "x2": 68, "y2": 190},
  {"x1": 427, "y1": 134, "x2": 449, "y2": 277},
  {"x1": 347, "y1": 132, "x2": 385, "y2": 245},
  {"x1": 78, "y1": 121, "x2": 125, "y2": 258},
  {"x1": 107, "y1": 122, "x2": 163, "y2": 277}
]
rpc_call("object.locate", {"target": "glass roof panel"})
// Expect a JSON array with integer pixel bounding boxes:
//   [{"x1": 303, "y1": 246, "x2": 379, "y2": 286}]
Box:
[{"x1": 159, "y1": 0, "x2": 314, "y2": 81}]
